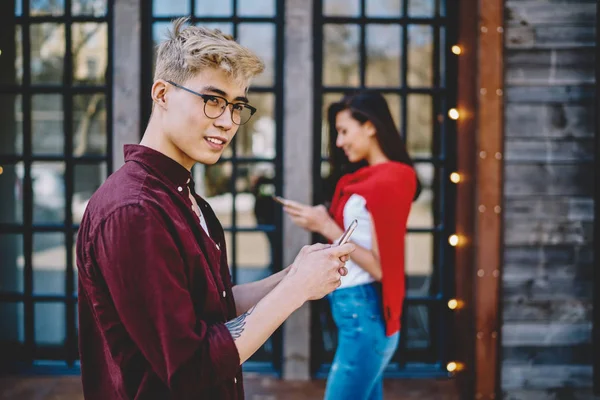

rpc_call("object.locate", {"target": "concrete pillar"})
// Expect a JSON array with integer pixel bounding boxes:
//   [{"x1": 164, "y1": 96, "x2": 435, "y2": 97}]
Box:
[
  {"x1": 112, "y1": 0, "x2": 141, "y2": 170},
  {"x1": 282, "y1": 0, "x2": 314, "y2": 381}
]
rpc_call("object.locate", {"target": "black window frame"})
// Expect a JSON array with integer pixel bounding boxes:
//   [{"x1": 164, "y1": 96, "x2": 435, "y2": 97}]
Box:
[
  {"x1": 141, "y1": 0, "x2": 286, "y2": 375},
  {"x1": 0, "y1": 0, "x2": 114, "y2": 372},
  {"x1": 310, "y1": 0, "x2": 458, "y2": 378}
]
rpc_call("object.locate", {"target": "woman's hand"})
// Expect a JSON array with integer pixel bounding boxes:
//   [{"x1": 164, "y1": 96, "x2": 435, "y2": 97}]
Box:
[{"x1": 283, "y1": 201, "x2": 332, "y2": 234}]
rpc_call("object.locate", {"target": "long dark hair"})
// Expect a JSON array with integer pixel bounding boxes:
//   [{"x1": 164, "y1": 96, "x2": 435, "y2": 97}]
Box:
[{"x1": 324, "y1": 90, "x2": 422, "y2": 201}]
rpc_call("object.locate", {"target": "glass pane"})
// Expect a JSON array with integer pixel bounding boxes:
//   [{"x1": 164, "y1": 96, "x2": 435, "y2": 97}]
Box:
[
  {"x1": 405, "y1": 232, "x2": 433, "y2": 293},
  {"x1": 238, "y1": 265, "x2": 272, "y2": 286},
  {"x1": 30, "y1": 0, "x2": 64, "y2": 15},
  {"x1": 203, "y1": 161, "x2": 233, "y2": 225},
  {"x1": 235, "y1": 93, "x2": 275, "y2": 157},
  {"x1": 197, "y1": 22, "x2": 234, "y2": 37},
  {"x1": 408, "y1": 0, "x2": 434, "y2": 17},
  {"x1": 396, "y1": 303, "x2": 432, "y2": 357},
  {"x1": 195, "y1": 0, "x2": 232, "y2": 16},
  {"x1": 0, "y1": 94, "x2": 23, "y2": 155},
  {"x1": 72, "y1": 0, "x2": 107, "y2": 16},
  {"x1": 238, "y1": 0, "x2": 275, "y2": 17},
  {"x1": 407, "y1": 25, "x2": 433, "y2": 87},
  {"x1": 238, "y1": 23, "x2": 275, "y2": 86},
  {"x1": 73, "y1": 94, "x2": 107, "y2": 157},
  {"x1": 72, "y1": 23, "x2": 108, "y2": 85},
  {"x1": 0, "y1": 26, "x2": 22, "y2": 85},
  {"x1": 16, "y1": 0, "x2": 23, "y2": 16},
  {"x1": 152, "y1": 22, "x2": 171, "y2": 72},
  {"x1": 323, "y1": 24, "x2": 359, "y2": 87},
  {"x1": 237, "y1": 163, "x2": 276, "y2": 228},
  {"x1": 408, "y1": 174, "x2": 434, "y2": 230},
  {"x1": 0, "y1": 303, "x2": 24, "y2": 343},
  {"x1": 32, "y1": 162, "x2": 65, "y2": 225},
  {"x1": 31, "y1": 23, "x2": 65, "y2": 84},
  {"x1": 153, "y1": 0, "x2": 189, "y2": 16},
  {"x1": 0, "y1": 163, "x2": 24, "y2": 224},
  {"x1": 407, "y1": 94, "x2": 432, "y2": 157},
  {"x1": 73, "y1": 163, "x2": 107, "y2": 224},
  {"x1": 73, "y1": 232, "x2": 78, "y2": 295},
  {"x1": 33, "y1": 232, "x2": 66, "y2": 295},
  {"x1": 0, "y1": 234, "x2": 24, "y2": 292},
  {"x1": 32, "y1": 94, "x2": 63, "y2": 155},
  {"x1": 366, "y1": 0, "x2": 402, "y2": 17},
  {"x1": 234, "y1": 231, "x2": 271, "y2": 268},
  {"x1": 383, "y1": 93, "x2": 401, "y2": 133},
  {"x1": 439, "y1": 26, "x2": 446, "y2": 87},
  {"x1": 35, "y1": 303, "x2": 66, "y2": 345},
  {"x1": 324, "y1": 0, "x2": 360, "y2": 16},
  {"x1": 366, "y1": 24, "x2": 401, "y2": 87}
]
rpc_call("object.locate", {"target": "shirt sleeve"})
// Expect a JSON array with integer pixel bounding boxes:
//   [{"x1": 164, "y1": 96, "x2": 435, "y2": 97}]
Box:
[{"x1": 90, "y1": 203, "x2": 240, "y2": 394}]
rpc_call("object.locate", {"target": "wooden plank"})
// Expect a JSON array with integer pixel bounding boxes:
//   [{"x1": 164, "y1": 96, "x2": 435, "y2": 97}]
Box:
[
  {"x1": 502, "y1": 323, "x2": 592, "y2": 347},
  {"x1": 504, "y1": 164, "x2": 593, "y2": 196},
  {"x1": 503, "y1": 299, "x2": 592, "y2": 322},
  {"x1": 504, "y1": 198, "x2": 594, "y2": 222},
  {"x1": 506, "y1": 25, "x2": 596, "y2": 50},
  {"x1": 505, "y1": 1, "x2": 596, "y2": 25},
  {"x1": 502, "y1": 365, "x2": 593, "y2": 390},
  {"x1": 503, "y1": 389, "x2": 599, "y2": 400},
  {"x1": 504, "y1": 245, "x2": 593, "y2": 268},
  {"x1": 506, "y1": 49, "x2": 595, "y2": 85},
  {"x1": 475, "y1": 0, "x2": 503, "y2": 397},
  {"x1": 503, "y1": 220, "x2": 593, "y2": 246},
  {"x1": 503, "y1": 275, "x2": 593, "y2": 300},
  {"x1": 454, "y1": 0, "x2": 478, "y2": 398},
  {"x1": 506, "y1": 85, "x2": 595, "y2": 103},
  {"x1": 503, "y1": 344, "x2": 593, "y2": 365},
  {"x1": 505, "y1": 104, "x2": 594, "y2": 139},
  {"x1": 505, "y1": 138, "x2": 594, "y2": 163}
]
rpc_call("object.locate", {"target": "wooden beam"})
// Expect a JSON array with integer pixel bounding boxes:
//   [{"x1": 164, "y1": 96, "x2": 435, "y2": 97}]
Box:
[
  {"x1": 454, "y1": 0, "x2": 478, "y2": 398},
  {"x1": 475, "y1": 0, "x2": 504, "y2": 398}
]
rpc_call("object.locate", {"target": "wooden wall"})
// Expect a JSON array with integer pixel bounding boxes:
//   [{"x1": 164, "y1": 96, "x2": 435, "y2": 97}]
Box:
[{"x1": 502, "y1": 1, "x2": 596, "y2": 399}]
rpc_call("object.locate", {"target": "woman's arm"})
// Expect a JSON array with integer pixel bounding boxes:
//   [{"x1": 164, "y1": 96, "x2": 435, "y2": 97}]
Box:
[{"x1": 320, "y1": 216, "x2": 382, "y2": 281}]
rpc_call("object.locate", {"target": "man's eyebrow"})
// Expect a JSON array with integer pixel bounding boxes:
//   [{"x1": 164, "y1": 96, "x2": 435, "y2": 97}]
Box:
[{"x1": 201, "y1": 85, "x2": 249, "y2": 103}]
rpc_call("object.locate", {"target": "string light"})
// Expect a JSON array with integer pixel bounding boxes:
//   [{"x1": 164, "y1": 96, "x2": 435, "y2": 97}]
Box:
[
  {"x1": 448, "y1": 234, "x2": 460, "y2": 247},
  {"x1": 447, "y1": 362, "x2": 464, "y2": 373},
  {"x1": 448, "y1": 108, "x2": 460, "y2": 120},
  {"x1": 451, "y1": 45, "x2": 462, "y2": 55},
  {"x1": 450, "y1": 172, "x2": 461, "y2": 183},
  {"x1": 0, "y1": 166, "x2": 3, "y2": 175},
  {"x1": 448, "y1": 299, "x2": 458, "y2": 310}
]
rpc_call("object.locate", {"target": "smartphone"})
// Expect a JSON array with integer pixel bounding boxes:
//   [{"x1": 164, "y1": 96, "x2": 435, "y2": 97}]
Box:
[
  {"x1": 272, "y1": 195, "x2": 288, "y2": 206},
  {"x1": 337, "y1": 219, "x2": 358, "y2": 246}
]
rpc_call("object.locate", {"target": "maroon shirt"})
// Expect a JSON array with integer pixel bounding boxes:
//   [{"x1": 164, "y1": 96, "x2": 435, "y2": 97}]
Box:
[{"x1": 76, "y1": 144, "x2": 243, "y2": 399}]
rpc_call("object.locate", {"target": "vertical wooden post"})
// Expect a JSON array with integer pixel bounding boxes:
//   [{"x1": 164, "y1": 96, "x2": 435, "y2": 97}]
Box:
[{"x1": 475, "y1": 0, "x2": 504, "y2": 398}]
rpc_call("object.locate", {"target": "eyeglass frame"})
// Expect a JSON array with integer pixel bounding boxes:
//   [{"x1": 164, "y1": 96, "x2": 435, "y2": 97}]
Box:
[{"x1": 166, "y1": 80, "x2": 257, "y2": 125}]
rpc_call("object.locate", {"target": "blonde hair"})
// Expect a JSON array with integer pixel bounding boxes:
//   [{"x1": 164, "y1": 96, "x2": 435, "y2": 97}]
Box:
[{"x1": 154, "y1": 17, "x2": 264, "y2": 88}]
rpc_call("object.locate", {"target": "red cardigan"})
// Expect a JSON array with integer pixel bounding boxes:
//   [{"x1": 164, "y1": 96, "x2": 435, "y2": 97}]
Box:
[{"x1": 329, "y1": 161, "x2": 417, "y2": 336}]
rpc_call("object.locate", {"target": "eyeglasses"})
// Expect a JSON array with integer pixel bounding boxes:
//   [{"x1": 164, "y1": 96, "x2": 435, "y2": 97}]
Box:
[{"x1": 167, "y1": 80, "x2": 257, "y2": 125}]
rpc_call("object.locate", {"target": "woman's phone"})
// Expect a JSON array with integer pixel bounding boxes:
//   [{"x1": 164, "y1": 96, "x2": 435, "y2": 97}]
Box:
[{"x1": 337, "y1": 219, "x2": 358, "y2": 246}]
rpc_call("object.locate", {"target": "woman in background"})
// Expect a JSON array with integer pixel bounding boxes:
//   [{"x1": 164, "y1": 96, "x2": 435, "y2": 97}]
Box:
[{"x1": 283, "y1": 90, "x2": 420, "y2": 400}]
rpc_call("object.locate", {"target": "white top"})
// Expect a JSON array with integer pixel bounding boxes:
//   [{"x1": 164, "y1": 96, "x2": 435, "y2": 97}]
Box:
[{"x1": 337, "y1": 194, "x2": 375, "y2": 289}]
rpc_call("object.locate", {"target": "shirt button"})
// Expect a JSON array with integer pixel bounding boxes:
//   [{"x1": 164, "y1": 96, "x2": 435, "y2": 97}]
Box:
[
  {"x1": 177, "y1": 186, "x2": 183, "y2": 192},
  {"x1": 222, "y1": 290, "x2": 226, "y2": 298}
]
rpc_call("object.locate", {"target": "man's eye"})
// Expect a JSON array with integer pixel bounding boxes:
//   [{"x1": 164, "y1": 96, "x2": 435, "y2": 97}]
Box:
[
  {"x1": 232, "y1": 104, "x2": 245, "y2": 111},
  {"x1": 206, "y1": 97, "x2": 220, "y2": 106}
]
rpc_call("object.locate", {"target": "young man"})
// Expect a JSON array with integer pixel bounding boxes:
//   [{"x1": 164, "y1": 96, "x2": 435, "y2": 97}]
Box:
[{"x1": 76, "y1": 19, "x2": 354, "y2": 400}]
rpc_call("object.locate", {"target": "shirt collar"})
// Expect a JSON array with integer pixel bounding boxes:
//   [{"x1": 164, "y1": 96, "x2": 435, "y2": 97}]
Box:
[{"x1": 124, "y1": 144, "x2": 192, "y2": 188}]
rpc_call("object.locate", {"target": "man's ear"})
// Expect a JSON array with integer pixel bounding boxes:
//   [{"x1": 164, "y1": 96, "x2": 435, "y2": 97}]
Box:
[{"x1": 151, "y1": 80, "x2": 169, "y2": 110}]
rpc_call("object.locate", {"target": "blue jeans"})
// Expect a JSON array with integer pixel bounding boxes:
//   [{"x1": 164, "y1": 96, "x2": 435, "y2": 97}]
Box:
[{"x1": 324, "y1": 283, "x2": 399, "y2": 400}]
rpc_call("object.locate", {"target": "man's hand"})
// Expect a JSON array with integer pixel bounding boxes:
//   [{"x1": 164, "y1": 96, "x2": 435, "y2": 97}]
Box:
[{"x1": 284, "y1": 243, "x2": 355, "y2": 302}]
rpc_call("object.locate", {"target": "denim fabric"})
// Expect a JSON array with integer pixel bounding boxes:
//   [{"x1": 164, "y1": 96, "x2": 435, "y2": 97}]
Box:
[{"x1": 324, "y1": 283, "x2": 399, "y2": 400}]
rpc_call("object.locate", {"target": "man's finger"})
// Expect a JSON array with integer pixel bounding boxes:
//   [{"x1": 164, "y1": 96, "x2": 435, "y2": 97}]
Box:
[
  {"x1": 338, "y1": 266, "x2": 348, "y2": 276},
  {"x1": 328, "y1": 243, "x2": 356, "y2": 258},
  {"x1": 307, "y1": 243, "x2": 331, "y2": 252}
]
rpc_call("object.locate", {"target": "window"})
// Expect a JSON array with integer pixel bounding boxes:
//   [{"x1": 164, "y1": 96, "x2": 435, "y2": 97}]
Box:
[
  {"x1": 0, "y1": 0, "x2": 112, "y2": 368},
  {"x1": 311, "y1": 0, "x2": 457, "y2": 376},
  {"x1": 143, "y1": 0, "x2": 285, "y2": 373}
]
